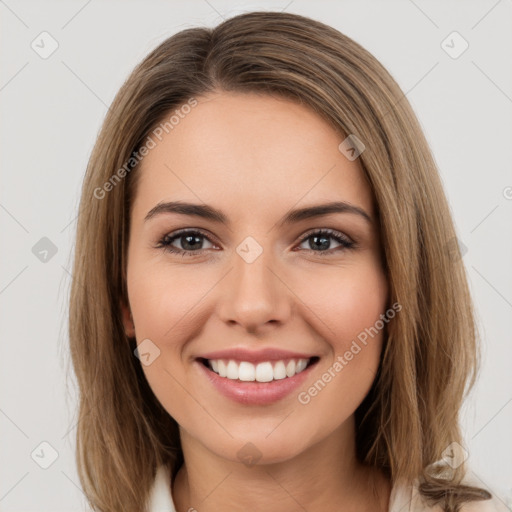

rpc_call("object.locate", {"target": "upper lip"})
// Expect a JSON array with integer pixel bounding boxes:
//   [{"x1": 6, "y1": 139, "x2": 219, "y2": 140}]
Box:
[{"x1": 197, "y1": 347, "x2": 317, "y2": 364}]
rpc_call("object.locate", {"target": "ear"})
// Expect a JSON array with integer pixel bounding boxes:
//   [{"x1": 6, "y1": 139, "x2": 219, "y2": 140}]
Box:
[{"x1": 120, "y1": 299, "x2": 135, "y2": 338}]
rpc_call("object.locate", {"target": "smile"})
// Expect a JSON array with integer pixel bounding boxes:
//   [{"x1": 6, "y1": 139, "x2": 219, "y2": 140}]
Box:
[
  {"x1": 200, "y1": 357, "x2": 317, "y2": 382},
  {"x1": 195, "y1": 349, "x2": 320, "y2": 405}
]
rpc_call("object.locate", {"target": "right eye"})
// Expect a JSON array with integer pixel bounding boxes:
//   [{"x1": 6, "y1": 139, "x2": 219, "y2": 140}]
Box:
[{"x1": 157, "y1": 229, "x2": 217, "y2": 256}]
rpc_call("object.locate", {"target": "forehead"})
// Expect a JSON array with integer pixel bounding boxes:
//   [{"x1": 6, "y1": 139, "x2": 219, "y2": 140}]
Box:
[{"x1": 132, "y1": 91, "x2": 374, "y2": 223}]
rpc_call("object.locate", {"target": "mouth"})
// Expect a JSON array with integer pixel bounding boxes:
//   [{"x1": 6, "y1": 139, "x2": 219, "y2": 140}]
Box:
[
  {"x1": 195, "y1": 354, "x2": 320, "y2": 405},
  {"x1": 197, "y1": 356, "x2": 320, "y2": 382}
]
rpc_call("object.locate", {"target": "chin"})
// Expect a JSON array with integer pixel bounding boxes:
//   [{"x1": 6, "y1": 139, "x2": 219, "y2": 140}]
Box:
[{"x1": 202, "y1": 424, "x2": 318, "y2": 467}]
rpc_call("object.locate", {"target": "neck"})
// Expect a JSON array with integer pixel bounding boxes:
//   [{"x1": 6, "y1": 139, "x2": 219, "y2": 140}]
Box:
[{"x1": 172, "y1": 417, "x2": 390, "y2": 512}]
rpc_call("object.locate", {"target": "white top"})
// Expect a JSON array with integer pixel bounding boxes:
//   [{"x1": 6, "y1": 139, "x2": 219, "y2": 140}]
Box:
[{"x1": 147, "y1": 464, "x2": 509, "y2": 512}]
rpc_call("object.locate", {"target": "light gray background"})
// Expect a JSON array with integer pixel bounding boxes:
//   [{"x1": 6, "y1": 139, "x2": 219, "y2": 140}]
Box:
[{"x1": 1, "y1": 1, "x2": 511, "y2": 510}]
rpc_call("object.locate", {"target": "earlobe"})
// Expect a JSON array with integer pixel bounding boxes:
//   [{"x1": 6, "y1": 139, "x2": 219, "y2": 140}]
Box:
[{"x1": 120, "y1": 299, "x2": 135, "y2": 338}]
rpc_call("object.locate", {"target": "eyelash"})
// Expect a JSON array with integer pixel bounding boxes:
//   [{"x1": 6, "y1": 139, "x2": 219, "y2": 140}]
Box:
[{"x1": 155, "y1": 228, "x2": 356, "y2": 257}]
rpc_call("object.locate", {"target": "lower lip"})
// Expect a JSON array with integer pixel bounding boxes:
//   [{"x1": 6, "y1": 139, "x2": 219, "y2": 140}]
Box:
[{"x1": 196, "y1": 360, "x2": 317, "y2": 406}]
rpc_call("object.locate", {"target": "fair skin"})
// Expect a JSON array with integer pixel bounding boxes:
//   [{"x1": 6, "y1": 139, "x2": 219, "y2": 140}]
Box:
[{"x1": 121, "y1": 91, "x2": 391, "y2": 512}]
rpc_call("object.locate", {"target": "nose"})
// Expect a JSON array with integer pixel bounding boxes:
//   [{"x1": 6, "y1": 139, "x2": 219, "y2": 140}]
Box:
[{"x1": 216, "y1": 244, "x2": 292, "y2": 334}]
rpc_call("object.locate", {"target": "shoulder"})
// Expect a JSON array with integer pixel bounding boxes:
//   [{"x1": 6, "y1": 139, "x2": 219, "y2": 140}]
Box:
[
  {"x1": 147, "y1": 464, "x2": 177, "y2": 512},
  {"x1": 389, "y1": 472, "x2": 509, "y2": 512}
]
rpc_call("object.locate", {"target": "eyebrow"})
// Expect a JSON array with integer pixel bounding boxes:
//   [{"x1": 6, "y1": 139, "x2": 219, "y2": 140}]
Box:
[{"x1": 144, "y1": 200, "x2": 373, "y2": 227}]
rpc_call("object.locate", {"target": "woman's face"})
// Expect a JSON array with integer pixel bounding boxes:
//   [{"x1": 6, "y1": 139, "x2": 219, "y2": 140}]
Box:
[{"x1": 122, "y1": 91, "x2": 388, "y2": 464}]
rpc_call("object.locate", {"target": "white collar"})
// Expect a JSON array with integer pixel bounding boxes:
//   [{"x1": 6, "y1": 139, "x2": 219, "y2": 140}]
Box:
[{"x1": 147, "y1": 464, "x2": 176, "y2": 512}]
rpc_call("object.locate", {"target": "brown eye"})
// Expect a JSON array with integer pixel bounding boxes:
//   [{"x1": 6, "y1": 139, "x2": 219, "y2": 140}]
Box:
[{"x1": 157, "y1": 230, "x2": 216, "y2": 256}]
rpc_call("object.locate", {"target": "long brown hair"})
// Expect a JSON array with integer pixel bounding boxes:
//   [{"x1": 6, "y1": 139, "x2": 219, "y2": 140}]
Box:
[{"x1": 68, "y1": 11, "x2": 492, "y2": 512}]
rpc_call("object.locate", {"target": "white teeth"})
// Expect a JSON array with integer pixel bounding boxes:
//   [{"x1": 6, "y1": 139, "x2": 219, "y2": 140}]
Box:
[
  {"x1": 238, "y1": 361, "x2": 255, "y2": 381},
  {"x1": 206, "y1": 358, "x2": 311, "y2": 382},
  {"x1": 296, "y1": 359, "x2": 307, "y2": 373},
  {"x1": 226, "y1": 360, "x2": 239, "y2": 379},
  {"x1": 273, "y1": 361, "x2": 287, "y2": 380},
  {"x1": 285, "y1": 360, "x2": 296, "y2": 377},
  {"x1": 217, "y1": 360, "x2": 227, "y2": 377},
  {"x1": 255, "y1": 362, "x2": 273, "y2": 382}
]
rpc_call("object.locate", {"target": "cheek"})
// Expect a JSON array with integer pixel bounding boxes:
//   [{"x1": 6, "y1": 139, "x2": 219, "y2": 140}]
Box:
[
  {"x1": 127, "y1": 261, "x2": 212, "y2": 341},
  {"x1": 293, "y1": 261, "x2": 388, "y2": 405},
  {"x1": 334, "y1": 279, "x2": 388, "y2": 351},
  {"x1": 126, "y1": 261, "x2": 218, "y2": 419},
  {"x1": 128, "y1": 270, "x2": 197, "y2": 423},
  {"x1": 295, "y1": 259, "x2": 388, "y2": 352}
]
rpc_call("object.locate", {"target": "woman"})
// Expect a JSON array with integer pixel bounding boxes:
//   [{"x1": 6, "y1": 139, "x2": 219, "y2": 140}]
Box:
[{"x1": 68, "y1": 11, "x2": 505, "y2": 512}]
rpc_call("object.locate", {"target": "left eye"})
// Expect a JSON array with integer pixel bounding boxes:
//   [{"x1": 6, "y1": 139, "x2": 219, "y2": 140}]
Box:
[
  {"x1": 157, "y1": 228, "x2": 355, "y2": 257},
  {"x1": 297, "y1": 229, "x2": 355, "y2": 253}
]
